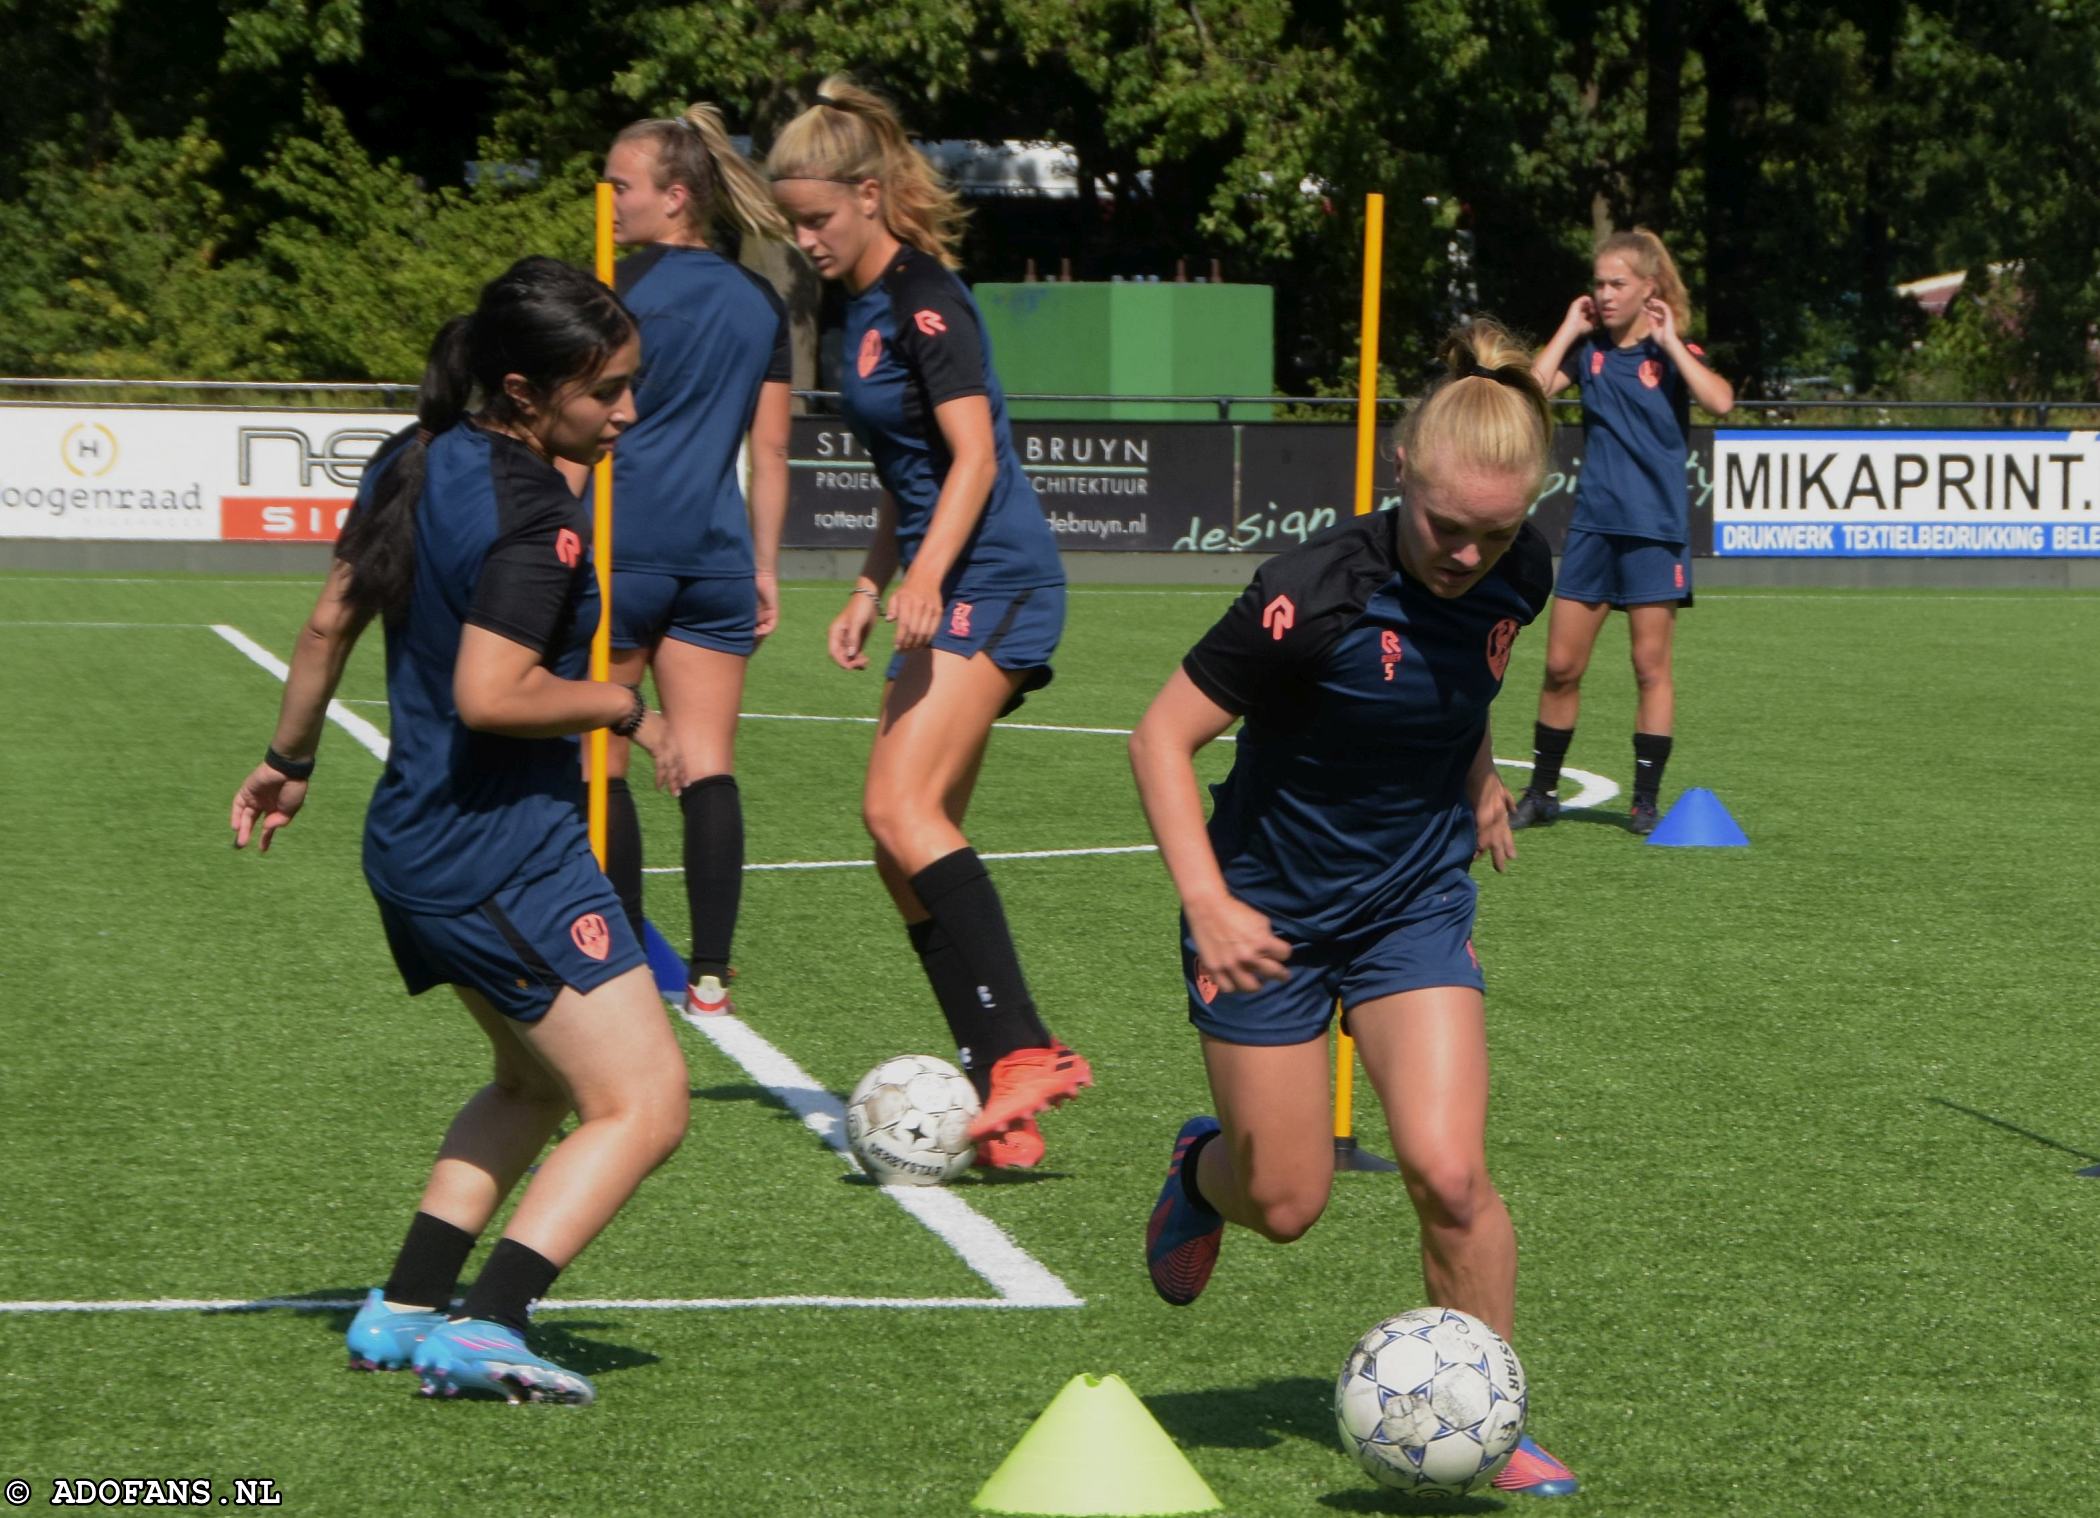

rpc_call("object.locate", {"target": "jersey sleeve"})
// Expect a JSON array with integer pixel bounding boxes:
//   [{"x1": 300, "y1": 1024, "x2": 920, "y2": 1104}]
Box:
[
  {"x1": 465, "y1": 467, "x2": 586, "y2": 655},
  {"x1": 889, "y1": 274, "x2": 989, "y2": 407},
  {"x1": 1495, "y1": 521, "x2": 1555, "y2": 621},
  {"x1": 763, "y1": 290, "x2": 791, "y2": 384}
]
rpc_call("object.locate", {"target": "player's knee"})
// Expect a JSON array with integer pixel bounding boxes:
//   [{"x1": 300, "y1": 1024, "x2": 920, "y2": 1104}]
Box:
[
  {"x1": 861, "y1": 792, "x2": 932, "y2": 858},
  {"x1": 1244, "y1": 1183, "x2": 1329, "y2": 1244},
  {"x1": 1631, "y1": 657, "x2": 1672, "y2": 692},
  {"x1": 490, "y1": 1066, "x2": 568, "y2": 1111},
  {"x1": 1402, "y1": 1157, "x2": 1494, "y2": 1233},
  {"x1": 634, "y1": 1083, "x2": 691, "y2": 1170},
  {"x1": 1541, "y1": 652, "x2": 1586, "y2": 691}
]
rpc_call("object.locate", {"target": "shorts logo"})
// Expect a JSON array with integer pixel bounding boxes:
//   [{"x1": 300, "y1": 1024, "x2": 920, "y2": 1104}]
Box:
[
  {"x1": 555, "y1": 528, "x2": 581, "y2": 567},
  {"x1": 1194, "y1": 971, "x2": 1219, "y2": 1005},
  {"x1": 1639, "y1": 358, "x2": 1663, "y2": 389},
  {"x1": 857, "y1": 328, "x2": 883, "y2": 378},
  {"x1": 1465, "y1": 939, "x2": 1480, "y2": 969},
  {"x1": 1379, "y1": 628, "x2": 1403, "y2": 683},
  {"x1": 570, "y1": 912, "x2": 611, "y2": 961},
  {"x1": 1485, "y1": 617, "x2": 1519, "y2": 680},
  {"x1": 948, "y1": 601, "x2": 973, "y2": 637},
  {"x1": 1674, "y1": 562, "x2": 1686, "y2": 589},
  {"x1": 913, "y1": 308, "x2": 949, "y2": 337},
  {"x1": 1589, "y1": 350, "x2": 1605, "y2": 377},
  {"x1": 1261, "y1": 594, "x2": 1296, "y2": 641}
]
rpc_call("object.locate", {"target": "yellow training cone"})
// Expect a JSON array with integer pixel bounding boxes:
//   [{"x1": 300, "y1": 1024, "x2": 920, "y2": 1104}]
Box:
[{"x1": 973, "y1": 1373, "x2": 1222, "y2": 1516}]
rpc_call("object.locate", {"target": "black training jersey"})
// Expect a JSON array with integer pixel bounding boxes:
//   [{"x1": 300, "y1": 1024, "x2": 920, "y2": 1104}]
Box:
[
  {"x1": 597, "y1": 244, "x2": 790, "y2": 577},
  {"x1": 1569, "y1": 332, "x2": 1701, "y2": 543},
  {"x1": 838, "y1": 244, "x2": 1063, "y2": 597},
  {"x1": 1182, "y1": 513, "x2": 1553, "y2": 941},
  {"x1": 347, "y1": 425, "x2": 600, "y2": 914}
]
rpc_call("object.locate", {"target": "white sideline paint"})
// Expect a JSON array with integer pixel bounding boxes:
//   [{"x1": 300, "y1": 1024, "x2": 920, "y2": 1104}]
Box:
[
  {"x1": 211, "y1": 623, "x2": 390, "y2": 762},
  {"x1": 647, "y1": 843, "x2": 1159, "y2": 875}
]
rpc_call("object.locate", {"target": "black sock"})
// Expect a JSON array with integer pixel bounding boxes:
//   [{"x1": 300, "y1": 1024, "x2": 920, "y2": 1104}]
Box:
[
  {"x1": 604, "y1": 777, "x2": 645, "y2": 942},
  {"x1": 458, "y1": 1237, "x2": 561, "y2": 1338},
  {"x1": 1531, "y1": 722, "x2": 1574, "y2": 794},
  {"x1": 907, "y1": 917, "x2": 995, "y2": 1100},
  {"x1": 382, "y1": 1211, "x2": 477, "y2": 1311},
  {"x1": 1180, "y1": 1130, "x2": 1221, "y2": 1213},
  {"x1": 1633, "y1": 732, "x2": 1674, "y2": 805},
  {"x1": 907, "y1": 848, "x2": 1053, "y2": 1086},
  {"x1": 679, "y1": 775, "x2": 742, "y2": 981}
]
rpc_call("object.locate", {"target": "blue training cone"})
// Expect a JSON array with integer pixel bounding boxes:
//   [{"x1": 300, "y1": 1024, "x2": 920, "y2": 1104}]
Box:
[
  {"x1": 1645, "y1": 787, "x2": 1749, "y2": 848},
  {"x1": 642, "y1": 918, "x2": 687, "y2": 997}
]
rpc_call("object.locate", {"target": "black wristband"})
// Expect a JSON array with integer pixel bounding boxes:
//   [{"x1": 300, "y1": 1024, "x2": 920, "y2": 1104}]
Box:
[
  {"x1": 263, "y1": 745, "x2": 315, "y2": 781},
  {"x1": 610, "y1": 684, "x2": 647, "y2": 738}
]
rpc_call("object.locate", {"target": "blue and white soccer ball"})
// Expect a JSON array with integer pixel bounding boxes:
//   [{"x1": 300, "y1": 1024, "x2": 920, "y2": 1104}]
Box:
[
  {"x1": 1334, "y1": 1306, "x2": 1528, "y2": 1496},
  {"x1": 845, "y1": 1054, "x2": 980, "y2": 1186}
]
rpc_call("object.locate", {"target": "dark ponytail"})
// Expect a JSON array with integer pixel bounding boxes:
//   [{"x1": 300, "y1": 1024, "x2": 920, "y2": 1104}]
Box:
[{"x1": 338, "y1": 256, "x2": 635, "y2": 623}]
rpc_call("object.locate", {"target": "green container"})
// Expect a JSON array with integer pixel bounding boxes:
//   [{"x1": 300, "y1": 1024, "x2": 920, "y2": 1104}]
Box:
[{"x1": 974, "y1": 282, "x2": 1275, "y2": 421}]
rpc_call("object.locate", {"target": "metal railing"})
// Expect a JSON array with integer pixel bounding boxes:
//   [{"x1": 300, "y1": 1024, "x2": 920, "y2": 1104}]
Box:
[{"x1": 2, "y1": 376, "x2": 2091, "y2": 427}]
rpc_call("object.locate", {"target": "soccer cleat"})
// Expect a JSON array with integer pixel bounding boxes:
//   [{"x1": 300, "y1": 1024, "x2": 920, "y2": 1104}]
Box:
[
  {"x1": 345, "y1": 1288, "x2": 445, "y2": 1372},
  {"x1": 1491, "y1": 1435, "x2": 1579, "y2": 1497},
  {"x1": 686, "y1": 972, "x2": 733, "y2": 1018},
  {"x1": 966, "y1": 1042, "x2": 1092, "y2": 1141},
  {"x1": 1628, "y1": 797, "x2": 1660, "y2": 835},
  {"x1": 974, "y1": 1116, "x2": 1044, "y2": 1170},
  {"x1": 411, "y1": 1318, "x2": 596, "y2": 1406},
  {"x1": 1509, "y1": 788, "x2": 1560, "y2": 830},
  {"x1": 1146, "y1": 1116, "x2": 1224, "y2": 1306}
]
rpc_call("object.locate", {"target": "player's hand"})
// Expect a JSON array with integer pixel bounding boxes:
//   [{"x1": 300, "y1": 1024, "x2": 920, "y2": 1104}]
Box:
[
  {"x1": 630, "y1": 710, "x2": 689, "y2": 794},
  {"x1": 1644, "y1": 296, "x2": 1677, "y2": 345},
  {"x1": 753, "y1": 571, "x2": 779, "y2": 641},
  {"x1": 1564, "y1": 294, "x2": 1597, "y2": 332},
  {"x1": 1472, "y1": 774, "x2": 1517, "y2": 874},
  {"x1": 230, "y1": 764, "x2": 308, "y2": 853},
  {"x1": 886, "y1": 571, "x2": 943, "y2": 652},
  {"x1": 1187, "y1": 893, "x2": 1293, "y2": 994},
  {"x1": 829, "y1": 591, "x2": 878, "y2": 671}
]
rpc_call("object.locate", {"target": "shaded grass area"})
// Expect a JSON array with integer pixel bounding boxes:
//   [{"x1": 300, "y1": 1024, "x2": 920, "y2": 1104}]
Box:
[{"x1": 1, "y1": 572, "x2": 2096, "y2": 1514}]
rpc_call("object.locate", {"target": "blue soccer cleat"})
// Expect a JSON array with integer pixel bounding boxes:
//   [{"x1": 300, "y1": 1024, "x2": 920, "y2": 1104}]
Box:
[
  {"x1": 1491, "y1": 1435, "x2": 1580, "y2": 1497},
  {"x1": 1146, "y1": 1116, "x2": 1225, "y2": 1306},
  {"x1": 345, "y1": 1288, "x2": 445, "y2": 1372},
  {"x1": 411, "y1": 1318, "x2": 597, "y2": 1406}
]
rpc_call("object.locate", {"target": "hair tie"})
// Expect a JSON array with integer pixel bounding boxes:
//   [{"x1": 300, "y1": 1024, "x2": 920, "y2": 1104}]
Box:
[
  {"x1": 1461, "y1": 359, "x2": 1525, "y2": 389},
  {"x1": 813, "y1": 93, "x2": 839, "y2": 108}
]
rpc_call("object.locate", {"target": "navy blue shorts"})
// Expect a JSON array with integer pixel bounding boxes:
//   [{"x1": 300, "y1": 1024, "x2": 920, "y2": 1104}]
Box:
[
  {"x1": 885, "y1": 583, "x2": 1064, "y2": 715},
  {"x1": 609, "y1": 570, "x2": 757, "y2": 656},
  {"x1": 1183, "y1": 869, "x2": 1485, "y2": 1046},
  {"x1": 375, "y1": 847, "x2": 645, "y2": 1022},
  {"x1": 1556, "y1": 529, "x2": 1692, "y2": 609}
]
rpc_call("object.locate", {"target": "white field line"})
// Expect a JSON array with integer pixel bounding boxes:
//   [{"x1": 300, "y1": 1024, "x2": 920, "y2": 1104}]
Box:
[
  {"x1": 676, "y1": 1008, "x2": 1083, "y2": 1309},
  {"x1": 648, "y1": 843, "x2": 1159, "y2": 875},
  {"x1": 0, "y1": 1294, "x2": 1053, "y2": 1315},
  {"x1": 211, "y1": 623, "x2": 389, "y2": 761},
  {"x1": 0, "y1": 619, "x2": 214, "y2": 628}
]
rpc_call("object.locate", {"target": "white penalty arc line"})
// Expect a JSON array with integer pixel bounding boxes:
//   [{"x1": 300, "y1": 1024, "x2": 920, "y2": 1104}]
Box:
[
  {"x1": 0, "y1": 1294, "x2": 1055, "y2": 1316},
  {"x1": 205, "y1": 623, "x2": 1080, "y2": 1312}
]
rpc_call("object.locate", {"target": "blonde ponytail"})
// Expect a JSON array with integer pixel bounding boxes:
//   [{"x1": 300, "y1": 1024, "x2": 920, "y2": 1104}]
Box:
[
  {"x1": 1596, "y1": 226, "x2": 1692, "y2": 332},
  {"x1": 613, "y1": 104, "x2": 789, "y2": 244},
  {"x1": 764, "y1": 74, "x2": 967, "y2": 268},
  {"x1": 1397, "y1": 319, "x2": 1553, "y2": 494}
]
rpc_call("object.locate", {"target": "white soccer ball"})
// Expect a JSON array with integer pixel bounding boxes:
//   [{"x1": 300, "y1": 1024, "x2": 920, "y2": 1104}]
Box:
[
  {"x1": 1335, "y1": 1306, "x2": 1528, "y2": 1496},
  {"x1": 845, "y1": 1054, "x2": 980, "y2": 1186}
]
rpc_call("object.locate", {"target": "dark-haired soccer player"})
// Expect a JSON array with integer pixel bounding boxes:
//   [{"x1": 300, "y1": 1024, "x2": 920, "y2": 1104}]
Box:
[
  {"x1": 1131, "y1": 320, "x2": 1579, "y2": 1496},
  {"x1": 1512, "y1": 226, "x2": 1735, "y2": 834},
  {"x1": 230, "y1": 257, "x2": 688, "y2": 1406},
  {"x1": 767, "y1": 76, "x2": 1088, "y2": 1170}
]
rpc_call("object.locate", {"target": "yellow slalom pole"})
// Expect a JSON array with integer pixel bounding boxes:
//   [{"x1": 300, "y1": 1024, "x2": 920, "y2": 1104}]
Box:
[
  {"x1": 587, "y1": 182, "x2": 616, "y2": 868},
  {"x1": 1335, "y1": 193, "x2": 1396, "y2": 1174}
]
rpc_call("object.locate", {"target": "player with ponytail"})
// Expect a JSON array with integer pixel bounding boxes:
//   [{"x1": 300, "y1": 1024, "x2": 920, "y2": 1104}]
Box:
[
  {"x1": 231, "y1": 256, "x2": 692, "y2": 1406},
  {"x1": 766, "y1": 77, "x2": 1087, "y2": 1171},
  {"x1": 1130, "y1": 321, "x2": 1579, "y2": 1496},
  {"x1": 1513, "y1": 227, "x2": 1735, "y2": 835},
  {"x1": 585, "y1": 105, "x2": 795, "y2": 1017}
]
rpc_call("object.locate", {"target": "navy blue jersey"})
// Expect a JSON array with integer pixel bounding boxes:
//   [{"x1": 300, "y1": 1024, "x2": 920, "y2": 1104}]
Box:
[
  {"x1": 597, "y1": 244, "x2": 790, "y2": 577},
  {"x1": 1182, "y1": 514, "x2": 1553, "y2": 942},
  {"x1": 838, "y1": 245, "x2": 1063, "y2": 597},
  {"x1": 346, "y1": 425, "x2": 601, "y2": 914},
  {"x1": 1569, "y1": 332, "x2": 1701, "y2": 543}
]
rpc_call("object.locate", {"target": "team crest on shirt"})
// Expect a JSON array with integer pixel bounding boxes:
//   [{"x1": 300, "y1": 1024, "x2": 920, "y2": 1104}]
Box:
[
  {"x1": 1485, "y1": 618, "x2": 1519, "y2": 680},
  {"x1": 1379, "y1": 629, "x2": 1403, "y2": 683},
  {"x1": 570, "y1": 912, "x2": 611, "y2": 961},
  {"x1": 1261, "y1": 594, "x2": 1295, "y2": 641},
  {"x1": 1639, "y1": 358, "x2": 1663, "y2": 389},
  {"x1": 1589, "y1": 349, "x2": 1605, "y2": 377},
  {"x1": 1194, "y1": 971, "x2": 1219, "y2": 1005},
  {"x1": 857, "y1": 328, "x2": 883, "y2": 378},
  {"x1": 913, "y1": 308, "x2": 948, "y2": 336},
  {"x1": 949, "y1": 601, "x2": 973, "y2": 637},
  {"x1": 555, "y1": 528, "x2": 581, "y2": 568}
]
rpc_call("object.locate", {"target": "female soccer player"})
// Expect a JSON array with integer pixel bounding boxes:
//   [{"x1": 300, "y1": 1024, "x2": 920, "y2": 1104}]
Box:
[
  {"x1": 229, "y1": 257, "x2": 689, "y2": 1406},
  {"x1": 766, "y1": 77, "x2": 1088, "y2": 1169},
  {"x1": 580, "y1": 105, "x2": 793, "y2": 1018},
  {"x1": 1511, "y1": 227, "x2": 1735, "y2": 834},
  {"x1": 1131, "y1": 321, "x2": 1578, "y2": 1496}
]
